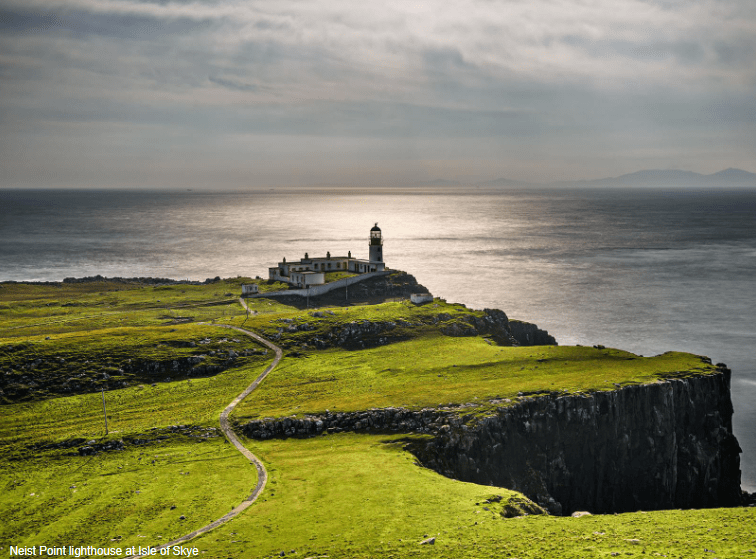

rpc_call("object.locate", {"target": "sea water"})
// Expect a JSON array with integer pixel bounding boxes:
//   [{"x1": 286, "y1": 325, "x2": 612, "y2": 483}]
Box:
[{"x1": 1, "y1": 187, "x2": 754, "y2": 491}]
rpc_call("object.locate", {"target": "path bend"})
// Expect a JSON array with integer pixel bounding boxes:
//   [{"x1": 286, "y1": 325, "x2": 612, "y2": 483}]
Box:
[{"x1": 128, "y1": 298, "x2": 282, "y2": 557}]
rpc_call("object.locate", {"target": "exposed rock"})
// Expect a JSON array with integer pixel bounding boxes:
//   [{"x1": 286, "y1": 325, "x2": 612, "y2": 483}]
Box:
[
  {"x1": 444, "y1": 308, "x2": 556, "y2": 347},
  {"x1": 413, "y1": 368, "x2": 741, "y2": 515},
  {"x1": 420, "y1": 537, "x2": 436, "y2": 545},
  {"x1": 743, "y1": 491, "x2": 756, "y2": 506},
  {"x1": 0, "y1": 349, "x2": 264, "y2": 403},
  {"x1": 507, "y1": 319, "x2": 557, "y2": 346},
  {"x1": 500, "y1": 496, "x2": 546, "y2": 517},
  {"x1": 242, "y1": 407, "x2": 455, "y2": 440},
  {"x1": 240, "y1": 369, "x2": 742, "y2": 515},
  {"x1": 22, "y1": 425, "x2": 221, "y2": 458},
  {"x1": 59, "y1": 275, "x2": 223, "y2": 286},
  {"x1": 270, "y1": 271, "x2": 430, "y2": 308},
  {"x1": 261, "y1": 305, "x2": 554, "y2": 352}
]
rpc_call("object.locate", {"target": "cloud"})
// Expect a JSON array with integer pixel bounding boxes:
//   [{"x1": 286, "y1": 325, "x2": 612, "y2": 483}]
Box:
[
  {"x1": 208, "y1": 76, "x2": 259, "y2": 92},
  {"x1": 4, "y1": 0, "x2": 753, "y2": 91},
  {"x1": 0, "y1": 0, "x2": 754, "y2": 186}
]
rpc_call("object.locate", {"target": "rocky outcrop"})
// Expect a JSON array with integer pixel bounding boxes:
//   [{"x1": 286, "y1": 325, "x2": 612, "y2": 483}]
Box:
[
  {"x1": 59, "y1": 275, "x2": 226, "y2": 286},
  {"x1": 434, "y1": 308, "x2": 556, "y2": 347},
  {"x1": 24, "y1": 425, "x2": 221, "y2": 457},
  {"x1": 265, "y1": 317, "x2": 406, "y2": 351},
  {"x1": 323, "y1": 320, "x2": 404, "y2": 350},
  {"x1": 412, "y1": 369, "x2": 742, "y2": 515},
  {"x1": 266, "y1": 307, "x2": 554, "y2": 351},
  {"x1": 242, "y1": 407, "x2": 457, "y2": 439},
  {"x1": 0, "y1": 346, "x2": 266, "y2": 403},
  {"x1": 239, "y1": 369, "x2": 743, "y2": 514},
  {"x1": 350, "y1": 271, "x2": 431, "y2": 299},
  {"x1": 271, "y1": 271, "x2": 430, "y2": 308},
  {"x1": 507, "y1": 319, "x2": 558, "y2": 346}
]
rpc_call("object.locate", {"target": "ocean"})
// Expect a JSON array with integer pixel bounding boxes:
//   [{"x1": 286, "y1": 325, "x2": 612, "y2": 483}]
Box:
[{"x1": 1, "y1": 187, "x2": 754, "y2": 492}]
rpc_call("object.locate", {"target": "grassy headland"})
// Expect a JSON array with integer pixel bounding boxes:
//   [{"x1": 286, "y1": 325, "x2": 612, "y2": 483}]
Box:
[{"x1": 0, "y1": 277, "x2": 752, "y2": 558}]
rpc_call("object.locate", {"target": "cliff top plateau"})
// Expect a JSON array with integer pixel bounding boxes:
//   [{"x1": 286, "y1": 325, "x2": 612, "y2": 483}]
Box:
[{"x1": 1, "y1": 272, "x2": 753, "y2": 558}]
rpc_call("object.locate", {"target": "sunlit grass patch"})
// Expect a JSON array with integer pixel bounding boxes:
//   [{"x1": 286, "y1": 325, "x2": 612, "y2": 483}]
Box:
[
  {"x1": 0, "y1": 354, "x2": 274, "y2": 446},
  {"x1": 0, "y1": 435, "x2": 255, "y2": 550},
  {"x1": 196, "y1": 432, "x2": 539, "y2": 558},
  {"x1": 0, "y1": 279, "x2": 254, "y2": 337},
  {"x1": 0, "y1": 323, "x2": 270, "y2": 403},
  {"x1": 323, "y1": 271, "x2": 359, "y2": 283},
  {"x1": 234, "y1": 335, "x2": 716, "y2": 420},
  {"x1": 190, "y1": 433, "x2": 756, "y2": 559},
  {"x1": 1, "y1": 279, "x2": 750, "y2": 559}
]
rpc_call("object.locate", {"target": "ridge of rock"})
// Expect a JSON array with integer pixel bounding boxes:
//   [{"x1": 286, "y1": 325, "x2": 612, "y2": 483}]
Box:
[{"x1": 239, "y1": 368, "x2": 743, "y2": 514}]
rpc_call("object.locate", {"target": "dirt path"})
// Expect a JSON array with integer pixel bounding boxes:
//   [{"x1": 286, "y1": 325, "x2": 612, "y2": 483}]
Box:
[{"x1": 128, "y1": 298, "x2": 282, "y2": 557}]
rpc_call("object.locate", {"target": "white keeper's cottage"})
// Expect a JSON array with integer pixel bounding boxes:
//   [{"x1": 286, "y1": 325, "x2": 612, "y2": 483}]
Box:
[{"x1": 268, "y1": 224, "x2": 386, "y2": 288}]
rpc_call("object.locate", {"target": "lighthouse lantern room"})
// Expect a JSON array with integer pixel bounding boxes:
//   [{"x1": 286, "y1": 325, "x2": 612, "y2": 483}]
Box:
[{"x1": 369, "y1": 223, "x2": 383, "y2": 263}]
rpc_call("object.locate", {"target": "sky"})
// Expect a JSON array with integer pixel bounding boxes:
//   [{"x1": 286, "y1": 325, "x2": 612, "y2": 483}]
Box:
[{"x1": 0, "y1": 0, "x2": 755, "y2": 189}]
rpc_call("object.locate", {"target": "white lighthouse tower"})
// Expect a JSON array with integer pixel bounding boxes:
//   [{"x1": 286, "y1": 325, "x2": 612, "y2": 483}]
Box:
[{"x1": 369, "y1": 223, "x2": 383, "y2": 263}]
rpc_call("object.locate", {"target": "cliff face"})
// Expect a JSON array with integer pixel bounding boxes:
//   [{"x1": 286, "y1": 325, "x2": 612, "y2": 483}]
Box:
[
  {"x1": 412, "y1": 369, "x2": 742, "y2": 514},
  {"x1": 241, "y1": 370, "x2": 742, "y2": 515},
  {"x1": 506, "y1": 319, "x2": 558, "y2": 346},
  {"x1": 435, "y1": 308, "x2": 557, "y2": 347},
  {"x1": 270, "y1": 272, "x2": 557, "y2": 347}
]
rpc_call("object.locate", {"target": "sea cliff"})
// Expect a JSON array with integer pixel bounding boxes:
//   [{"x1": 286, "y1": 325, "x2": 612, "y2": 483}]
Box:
[
  {"x1": 413, "y1": 367, "x2": 742, "y2": 514},
  {"x1": 241, "y1": 367, "x2": 743, "y2": 515}
]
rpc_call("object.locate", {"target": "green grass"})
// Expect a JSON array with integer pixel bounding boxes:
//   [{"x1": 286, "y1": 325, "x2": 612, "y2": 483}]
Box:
[
  {"x1": 0, "y1": 279, "x2": 752, "y2": 559},
  {"x1": 0, "y1": 323, "x2": 269, "y2": 403},
  {"x1": 323, "y1": 271, "x2": 359, "y2": 283},
  {"x1": 185, "y1": 433, "x2": 756, "y2": 559},
  {"x1": 228, "y1": 298, "x2": 507, "y2": 353},
  {"x1": 0, "y1": 354, "x2": 276, "y2": 446},
  {"x1": 0, "y1": 280, "x2": 277, "y2": 552},
  {"x1": 0, "y1": 281, "x2": 248, "y2": 338},
  {"x1": 234, "y1": 335, "x2": 716, "y2": 420},
  {"x1": 237, "y1": 297, "x2": 465, "y2": 326},
  {"x1": 0, "y1": 435, "x2": 255, "y2": 550}
]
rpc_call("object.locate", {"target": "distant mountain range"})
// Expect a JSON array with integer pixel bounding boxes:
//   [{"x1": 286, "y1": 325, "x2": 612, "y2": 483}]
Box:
[{"x1": 472, "y1": 168, "x2": 756, "y2": 188}]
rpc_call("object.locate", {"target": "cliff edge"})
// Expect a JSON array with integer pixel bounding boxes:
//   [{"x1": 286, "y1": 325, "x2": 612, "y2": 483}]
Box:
[
  {"x1": 411, "y1": 366, "x2": 742, "y2": 514},
  {"x1": 242, "y1": 367, "x2": 743, "y2": 515}
]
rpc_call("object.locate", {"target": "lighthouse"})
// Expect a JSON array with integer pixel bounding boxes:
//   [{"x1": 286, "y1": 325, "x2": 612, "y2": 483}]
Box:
[
  {"x1": 266, "y1": 224, "x2": 386, "y2": 286},
  {"x1": 369, "y1": 223, "x2": 383, "y2": 263}
]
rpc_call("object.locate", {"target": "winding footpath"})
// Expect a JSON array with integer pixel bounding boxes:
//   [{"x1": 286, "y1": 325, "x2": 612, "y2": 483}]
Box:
[{"x1": 128, "y1": 298, "x2": 282, "y2": 558}]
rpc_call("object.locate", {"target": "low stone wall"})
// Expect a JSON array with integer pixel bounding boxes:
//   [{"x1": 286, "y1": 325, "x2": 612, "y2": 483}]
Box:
[{"x1": 242, "y1": 407, "x2": 460, "y2": 439}]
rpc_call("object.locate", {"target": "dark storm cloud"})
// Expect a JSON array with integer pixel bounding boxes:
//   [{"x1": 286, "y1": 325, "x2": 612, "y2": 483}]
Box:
[
  {"x1": 208, "y1": 76, "x2": 260, "y2": 92},
  {"x1": 0, "y1": 9, "x2": 64, "y2": 33},
  {"x1": 0, "y1": 6, "x2": 214, "y2": 39},
  {"x1": 714, "y1": 38, "x2": 756, "y2": 66}
]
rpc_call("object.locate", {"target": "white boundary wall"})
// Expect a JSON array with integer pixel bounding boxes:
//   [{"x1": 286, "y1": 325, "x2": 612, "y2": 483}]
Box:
[{"x1": 247, "y1": 270, "x2": 393, "y2": 299}]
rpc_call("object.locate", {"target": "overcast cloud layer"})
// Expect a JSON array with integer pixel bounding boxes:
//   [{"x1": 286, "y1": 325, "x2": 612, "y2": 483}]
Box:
[{"x1": 1, "y1": 0, "x2": 754, "y2": 188}]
